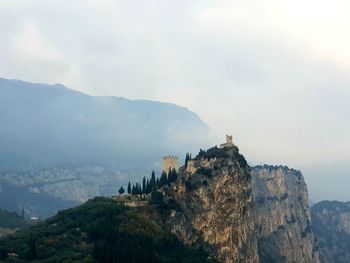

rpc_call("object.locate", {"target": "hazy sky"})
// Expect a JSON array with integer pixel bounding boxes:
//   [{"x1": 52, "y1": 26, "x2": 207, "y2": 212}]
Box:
[{"x1": 0, "y1": 0, "x2": 349, "y2": 200}]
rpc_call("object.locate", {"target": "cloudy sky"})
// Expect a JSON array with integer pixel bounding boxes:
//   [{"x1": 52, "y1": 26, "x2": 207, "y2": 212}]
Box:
[{"x1": 0, "y1": 0, "x2": 349, "y2": 201}]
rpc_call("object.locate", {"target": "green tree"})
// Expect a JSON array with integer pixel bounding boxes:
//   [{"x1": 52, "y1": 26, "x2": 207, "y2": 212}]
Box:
[
  {"x1": 127, "y1": 182, "x2": 131, "y2": 194},
  {"x1": 26, "y1": 233, "x2": 37, "y2": 260},
  {"x1": 150, "y1": 171, "x2": 156, "y2": 190},
  {"x1": 142, "y1": 177, "x2": 146, "y2": 194},
  {"x1": 118, "y1": 186, "x2": 125, "y2": 195},
  {"x1": 168, "y1": 169, "x2": 178, "y2": 184},
  {"x1": 150, "y1": 190, "x2": 164, "y2": 206},
  {"x1": 146, "y1": 179, "x2": 150, "y2": 194},
  {"x1": 185, "y1": 153, "x2": 190, "y2": 167},
  {"x1": 160, "y1": 171, "x2": 168, "y2": 187}
]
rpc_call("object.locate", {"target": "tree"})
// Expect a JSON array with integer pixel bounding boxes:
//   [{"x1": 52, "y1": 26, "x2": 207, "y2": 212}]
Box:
[
  {"x1": 159, "y1": 171, "x2": 167, "y2": 187},
  {"x1": 146, "y1": 179, "x2": 150, "y2": 194},
  {"x1": 142, "y1": 177, "x2": 146, "y2": 194},
  {"x1": 150, "y1": 171, "x2": 156, "y2": 190},
  {"x1": 185, "y1": 153, "x2": 190, "y2": 167},
  {"x1": 127, "y1": 182, "x2": 131, "y2": 194},
  {"x1": 168, "y1": 169, "x2": 178, "y2": 184},
  {"x1": 150, "y1": 190, "x2": 164, "y2": 206},
  {"x1": 135, "y1": 183, "x2": 141, "y2": 195},
  {"x1": 118, "y1": 186, "x2": 125, "y2": 195},
  {"x1": 26, "y1": 233, "x2": 37, "y2": 260}
]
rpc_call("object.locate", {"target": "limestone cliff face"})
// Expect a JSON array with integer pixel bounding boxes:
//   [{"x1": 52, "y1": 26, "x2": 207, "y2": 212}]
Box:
[
  {"x1": 251, "y1": 165, "x2": 319, "y2": 263},
  {"x1": 159, "y1": 146, "x2": 319, "y2": 263},
  {"x1": 311, "y1": 201, "x2": 350, "y2": 263},
  {"x1": 164, "y1": 146, "x2": 259, "y2": 263}
]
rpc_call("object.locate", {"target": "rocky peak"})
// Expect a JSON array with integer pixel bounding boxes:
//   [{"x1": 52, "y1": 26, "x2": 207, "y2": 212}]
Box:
[{"x1": 164, "y1": 145, "x2": 258, "y2": 263}]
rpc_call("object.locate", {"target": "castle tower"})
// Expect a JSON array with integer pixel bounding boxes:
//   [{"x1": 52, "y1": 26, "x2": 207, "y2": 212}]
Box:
[
  {"x1": 226, "y1": 135, "x2": 233, "y2": 144},
  {"x1": 220, "y1": 134, "x2": 234, "y2": 148},
  {"x1": 163, "y1": 156, "x2": 179, "y2": 173}
]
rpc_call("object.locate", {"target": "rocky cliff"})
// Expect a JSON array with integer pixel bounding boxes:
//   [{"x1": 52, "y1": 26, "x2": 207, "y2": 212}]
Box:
[
  {"x1": 251, "y1": 165, "x2": 319, "y2": 263},
  {"x1": 160, "y1": 145, "x2": 320, "y2": 263},
  {"x1": 163, "y1": 145, "x2": 258, "y2": 263},
  {"x1": 311, "y1": 201, "x2": 350, "y2": 263}
]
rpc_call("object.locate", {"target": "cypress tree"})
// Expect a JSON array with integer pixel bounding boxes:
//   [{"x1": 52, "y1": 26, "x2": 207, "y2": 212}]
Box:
[
  {"x1": 168, "y1": 169, "x2": 178, "y2": 184},
  {"x1": 127, "y1": 182, "x2": 131, "y2": 194},
  {"x1": 160, "y1": 171, "x2": 167, "y2": 187},
  {"x1": 142, "y1": 177, "x2": 146, "y2": 194},
  {"x1": 150, "y1": 171, "x2": 156, "y2": 190},
  {"x1": 146, "y1": 179, "x2": 150, "y2": 194},
  {"x1": 185, "y1": 153, "x2": 189, "y2": 167},
  {"x1": 136, "y1": 183, "x2": 141, "y2": 195}
]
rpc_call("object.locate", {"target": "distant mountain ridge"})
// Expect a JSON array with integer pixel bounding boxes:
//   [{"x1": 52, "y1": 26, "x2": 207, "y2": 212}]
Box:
[{"x1": 0, "y1": 77, "x2": 214, "y2": 170}]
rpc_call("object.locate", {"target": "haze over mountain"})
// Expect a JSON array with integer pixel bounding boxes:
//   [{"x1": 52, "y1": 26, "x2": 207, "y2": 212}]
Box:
[{"x1": 0, "y1": 77, "x2": 215, "y2": 171}]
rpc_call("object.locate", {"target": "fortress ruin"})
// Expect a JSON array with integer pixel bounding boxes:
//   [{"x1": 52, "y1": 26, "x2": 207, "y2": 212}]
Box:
[
  {"x1": 163, "y1": 156, "x2": 179, "y2": 173},
  {"x1": 220, "y1": 134, "x2": 234, "y2": 148}
]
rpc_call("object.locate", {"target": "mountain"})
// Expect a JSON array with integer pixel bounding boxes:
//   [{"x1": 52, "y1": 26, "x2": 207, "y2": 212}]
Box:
[
  {"x1": 311, "y1": 201, "x2": 350, "y2": 263},
  {"x1": 0, "y1": 142, "x2": 321, "y2": 262},
  {"x1": 0, "y1": 77, "x2": 214, "y2": 171},
  {"x1": 0, "y1": 179, "x2": 78, "y2": 219}
]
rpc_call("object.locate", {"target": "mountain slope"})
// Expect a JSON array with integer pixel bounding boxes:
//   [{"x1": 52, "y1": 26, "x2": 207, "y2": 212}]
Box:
[
  {"x1": 0, "y1": 77, "x2": 214, "y2": 170},
  {"x1": 0, "y1": 197, "x2": 216, "y2": 263}
]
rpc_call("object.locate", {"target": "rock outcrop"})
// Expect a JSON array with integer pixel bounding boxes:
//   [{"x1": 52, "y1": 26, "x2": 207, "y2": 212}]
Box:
[
  {"x1": 161, "y1": 145, "x2": 320, "y2": 263},
  {"x1": 311, "y1": 201, "x2": 350, "y2": 263},
  {"x1": 251, "y1": 165, "x2": 319, "y2": 263},
  {"x1": 164, "y1": 146, "x2": 259, "y2": 263}
]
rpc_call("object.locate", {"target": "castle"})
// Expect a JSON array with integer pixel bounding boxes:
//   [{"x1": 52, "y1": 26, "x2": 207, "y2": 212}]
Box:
[
  {"x1": 220, "y1": 134, "x2": 234, "y2": 148},
  {"x1": 163, "y1": 156, "x2": 179, "y2": 173},
  {"x1": 164, "y1": 135, "x2": 234, "y2": 174}
]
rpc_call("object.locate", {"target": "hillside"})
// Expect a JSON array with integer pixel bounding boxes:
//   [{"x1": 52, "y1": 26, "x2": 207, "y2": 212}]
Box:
[
  {"x1": 0, "y1": 77, "x2": 214, "y2": 171},
  {"x1": 0, "y1": 197, "x2": 216, "y2": 263}
]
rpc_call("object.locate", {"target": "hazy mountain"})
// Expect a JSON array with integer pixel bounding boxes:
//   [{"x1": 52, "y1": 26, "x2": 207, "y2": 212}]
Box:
[
  {"x1": 312, "y1": 201, "x2": 350, "y2": 263},
  {"x1": 0, "y1": 77, "x2": 214, "y2": 171}
]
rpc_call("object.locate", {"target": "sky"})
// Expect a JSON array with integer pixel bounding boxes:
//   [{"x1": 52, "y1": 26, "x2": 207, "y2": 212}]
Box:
[{"x1": 0, "y1": 0, "x2": 349, "y2": 201}]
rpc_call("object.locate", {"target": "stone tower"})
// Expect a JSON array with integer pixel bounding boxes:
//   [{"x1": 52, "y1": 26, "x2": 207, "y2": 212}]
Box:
[
  {"x1": 163, "y1": 156, "x2": 179, "y2": 173},
  {"x1": 220, "y1": 134, "x2": 234, "y2": 148}
]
